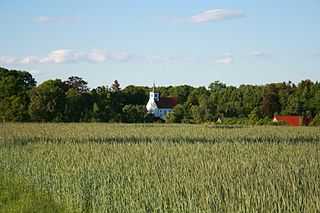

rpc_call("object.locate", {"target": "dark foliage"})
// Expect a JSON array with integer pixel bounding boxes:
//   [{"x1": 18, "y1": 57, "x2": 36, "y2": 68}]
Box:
[{"x1": 1, "y1": 67, "x2": 320, "y2": 124}]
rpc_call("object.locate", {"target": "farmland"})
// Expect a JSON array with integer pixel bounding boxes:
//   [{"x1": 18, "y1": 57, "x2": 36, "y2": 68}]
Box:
[{"x1": 1, "y1": 123, "x2": 320, "y2": 212}]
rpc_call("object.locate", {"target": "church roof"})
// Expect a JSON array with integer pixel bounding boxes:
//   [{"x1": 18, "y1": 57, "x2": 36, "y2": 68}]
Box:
[{"x1": 155, "y1": 97, "x2": 179, "y2": 108}]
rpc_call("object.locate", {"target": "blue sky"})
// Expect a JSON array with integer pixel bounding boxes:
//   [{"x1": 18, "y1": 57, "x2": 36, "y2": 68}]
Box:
[{"x1": 0, "y1": 0, "x2": 319, "y2": 88}]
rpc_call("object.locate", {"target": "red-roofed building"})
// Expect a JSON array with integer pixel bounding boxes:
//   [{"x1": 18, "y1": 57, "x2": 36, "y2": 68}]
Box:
[
  {"x1": 273, "y1": 116, "x2": 301, "y2": 126},
  {"x1": 146, "y1": 84, "x2": 179, "y2": 120}
]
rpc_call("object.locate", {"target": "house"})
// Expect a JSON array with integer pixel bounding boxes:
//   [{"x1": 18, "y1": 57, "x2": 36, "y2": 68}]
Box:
[
  {"x1": 273, "y1": 116, "x2": 301, "y2": 126},
  {"x1": 146, "y1": 84, "x2": 179, "y2": 120}
]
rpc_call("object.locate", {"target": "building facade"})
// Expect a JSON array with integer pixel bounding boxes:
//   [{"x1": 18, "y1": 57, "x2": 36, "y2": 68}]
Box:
[{"x1": 146, "y1": 85, "x2": 179, "y2": 120}]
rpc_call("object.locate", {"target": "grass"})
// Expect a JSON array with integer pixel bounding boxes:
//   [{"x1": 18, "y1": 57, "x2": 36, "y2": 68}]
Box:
[
  {"x1": 0, "y1": 123, "x2": 320, "y2": 212},
  {"x1": 0, "y1": 172, "x2": 67, "y2": 213}
]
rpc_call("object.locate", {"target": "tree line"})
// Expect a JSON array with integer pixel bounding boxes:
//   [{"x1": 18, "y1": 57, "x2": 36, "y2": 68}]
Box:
[{"x1": 1, "y1": 67, "x2": 320, "y2": 125}]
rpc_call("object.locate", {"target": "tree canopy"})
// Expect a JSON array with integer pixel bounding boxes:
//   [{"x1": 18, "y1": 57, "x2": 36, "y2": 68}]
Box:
[{"x1": 1, "y1": 66, "x2": 320, "y2": 125}]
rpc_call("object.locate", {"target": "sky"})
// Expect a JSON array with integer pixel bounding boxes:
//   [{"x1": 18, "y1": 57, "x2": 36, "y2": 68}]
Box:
[{"x1": 0, "y1": 0, "x2": 319, "y2": 88}]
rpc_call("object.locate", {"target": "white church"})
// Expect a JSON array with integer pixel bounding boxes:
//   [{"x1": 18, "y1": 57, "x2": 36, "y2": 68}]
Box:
[{"x1": 146, "y1": 84, "x2": 179, "y2": 120}]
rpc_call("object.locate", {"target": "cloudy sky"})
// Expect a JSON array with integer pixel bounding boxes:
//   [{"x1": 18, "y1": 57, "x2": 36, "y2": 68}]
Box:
[{"x1": 0, "y1": 0, "x2": 319, "y2": 88}]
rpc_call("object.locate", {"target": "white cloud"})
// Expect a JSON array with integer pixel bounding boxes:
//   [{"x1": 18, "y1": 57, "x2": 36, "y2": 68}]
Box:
[
  {"x1": 108, "y1": 52, "x2": 133, "y2": 62},
  {"x1": 36, "y1": 16, "x2": 54, "y2": 23},
  {"x1": 36, "y1": 15, "x2": 81, "y2": 23},
  {"x1": 144, "y1": 55, "x2": 182, "y2": 63},
  {"x1": 39, "y1": 49, "x2": 73, "y2": 63},
  {"x1": 173, "y1": 9, "x2": 245, "y2": 24},
  {"x1": 18, "y1": 49, "x2": 135, "y2": 64},
  {"x1": 88, "y1": 50, "x2": 133, "y2": 63},
  {"x1": 20, "y1": 49, "x2": 84, "y2": 64},
  {"x1": 143, "y1": 55, "x2": 210, "y2": 63},
  {"x1": 216, "y1": 54, "x2": 234, "y2": 65},
  {"x1": 88, "y1": 50, "x2": 107, "y2": 62},
  {"x1": 0, "y1": 56, "x2": 15, "y2": 64},
  {"x1": 11, "y1": 49, "x2": 238, "y2": 65},
  {"x1": 246, "y1": 51, "x2": 270, "y2": 60},
  {"x1": 20, "y1": 56, "x2": 39, "y2": 65}
]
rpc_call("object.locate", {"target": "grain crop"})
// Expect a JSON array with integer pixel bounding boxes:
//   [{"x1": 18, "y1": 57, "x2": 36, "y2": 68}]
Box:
[{"x1": 1, "y1": 123, "x2": 319, "y2": 212}]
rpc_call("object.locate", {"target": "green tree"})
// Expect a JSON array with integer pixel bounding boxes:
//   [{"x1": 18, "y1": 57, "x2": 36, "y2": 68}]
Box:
[
  {"x1": 190, "y1": 96, "x2": 216, "y2": 124},
  {"x1": 187, "y1": 86, "x2": 208, "y2": 106},
  {"x1": 285, "y1": 96, "x2": 300, "y2": 115},
  {"x1": 0, "y1": 96, "x2": 31, "y2": 122},
  {"x1": 0, "y1": 67, "x2": 36, "y2": 122},
  {"x1": 262, "y1": 92, "x2": 281, "y2": 118},
  {"x1": 247, "y1": 107, "x2": 261, "y2": 125},
  {"x1": 64, "y1": 76, "x2": 89, "y2": 93},
  {"x1": 122, "y1": 104, "x2": 147, "y2": 123},
  {"x1": 0, "y1": 67, "x2": 36, "y2": 98},
  {"x1": 208, "y1": 81, "x2": 226, "y2": 92},
  {"x1": 262, "y1": 85, "x2": 281, "y2": 118},
  {"x1": 166, "y1": 104, "x2": 184, "y2": 123},
  {"x1": 90, "y1": 86, "x2": 113, "y2": 122},
  {"x1": 170, "y1": 85, "x2": 194, "y2": 104},
  {"x1": 122, "y1": 85, "x2": 149, "y2": 105},
  {"x1": 62, "y1": 76, "x2": 92, "y2": 122},
  {"x1": 239, "y1": 85, "x2": 264, "y2": 117},
  {"x1": 29, "y1": 79, "x2": 66, "y2": 122},
  {"x1": 64, "y1": 88, "x2": 90, "y2": 122},
  {"x1": 311, "y1": 112, "x2": 320, "y2": 126}
]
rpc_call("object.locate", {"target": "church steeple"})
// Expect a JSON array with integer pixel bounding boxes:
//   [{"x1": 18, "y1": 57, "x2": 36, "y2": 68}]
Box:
[{"x1": 149, "y1": 82, "x2": 159, "y2": 101}]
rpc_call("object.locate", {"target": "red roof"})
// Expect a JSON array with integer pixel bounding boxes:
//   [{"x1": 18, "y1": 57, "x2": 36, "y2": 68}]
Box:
[
  {"x1": 155, "y1": 97, "x2": 179, "y2": 108},
  {"x1": 273, "y1": 116, "x2": 301, "y2": 126}
]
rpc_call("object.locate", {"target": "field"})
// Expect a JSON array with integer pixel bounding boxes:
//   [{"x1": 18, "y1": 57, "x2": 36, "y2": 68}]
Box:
[{"x1": 1, "y1": 124, "x2": 320, "y2": 212}]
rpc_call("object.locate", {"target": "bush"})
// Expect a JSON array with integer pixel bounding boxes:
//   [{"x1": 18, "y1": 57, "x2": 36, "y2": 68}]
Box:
[
  {"x1": 271, "y1": 120, "x2": 288, "y2": 126},
  {"x1": 256, "y1": 117, "x2": 273, "y2": 125},
  {"x1": 311, "y1": 113, "x2": 320, "y2": 126}
]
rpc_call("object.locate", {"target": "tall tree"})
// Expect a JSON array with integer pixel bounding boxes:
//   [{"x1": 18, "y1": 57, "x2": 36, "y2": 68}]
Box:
[
  {"x1": 62, "y1": 76, "x2": 91, "y2": 122},
  {"x1": 208, "y1": 81, "x2": 226, "y2": 92},
  {"x1": 0, "y1": 67, "x2": 36, "y2": 122},
  {"x1": 262, "y1": 87, "x2": 281, "y2": 118},
  {"x1": 90, "y1": 86, "x2": 113, "y2": 122},
  {"x1": 191, "y1": 96, "x2": 216, "y2": 123},
  {"x1": 111, "y1": 80, "x2": 121, "y2": 93},
  {"x1": 29, "y1": 79, "x2": 66, "y2": 122},
  {"x1": 64, "y1": 88, "x2": 91, "y2": 122},
  {"x1": 0, "y1": 67, "x2": 36, "y2": 97},
  {"x1": 64, "y1": 76, "x2": 89, "y2": 93}
]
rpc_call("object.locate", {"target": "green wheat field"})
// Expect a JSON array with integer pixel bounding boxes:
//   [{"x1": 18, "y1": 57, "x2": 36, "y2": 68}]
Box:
[{"x1": 1, "y1": 123, "x2": 320, "y2": 212}]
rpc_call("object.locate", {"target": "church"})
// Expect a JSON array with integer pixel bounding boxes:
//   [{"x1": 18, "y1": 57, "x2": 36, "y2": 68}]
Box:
[{"x1": 146, "y1": 84, "x2": 179, "y2": 120}]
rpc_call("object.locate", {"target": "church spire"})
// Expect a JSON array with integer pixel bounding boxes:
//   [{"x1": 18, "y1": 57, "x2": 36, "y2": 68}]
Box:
[{"x1": 149, "y1": 81, "x2": 159, "y2": 101}]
